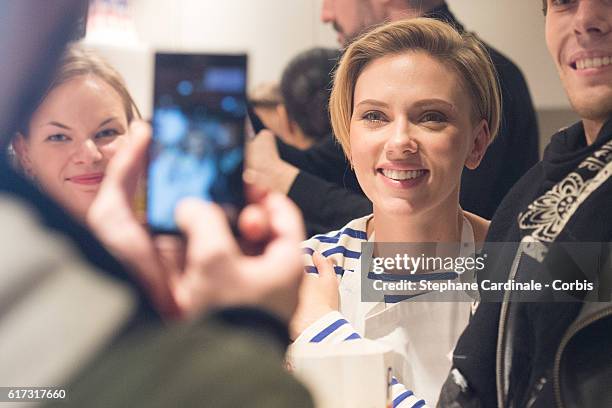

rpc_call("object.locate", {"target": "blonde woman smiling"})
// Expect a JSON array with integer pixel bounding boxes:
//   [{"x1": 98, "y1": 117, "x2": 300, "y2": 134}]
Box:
[{"x1": 291, "y1": 18, "x2": 500, "y2": 407}]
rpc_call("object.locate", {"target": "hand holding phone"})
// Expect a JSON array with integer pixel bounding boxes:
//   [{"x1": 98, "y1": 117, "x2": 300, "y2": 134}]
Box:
[
  {"x1": 147, "y1": 53, "x2": 248, "y2": 233},
  {"x1": 90, "y1": 120, "x2": 305, "y2": 320}
]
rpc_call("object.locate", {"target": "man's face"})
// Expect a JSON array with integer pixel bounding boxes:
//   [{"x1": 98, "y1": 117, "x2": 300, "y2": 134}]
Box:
[
  {"x1": 546, "y1": 0, "x2": 612, "y2": 129},
  {"x1": 321, "y1": 0, "x2": 384, "y2": 45}
]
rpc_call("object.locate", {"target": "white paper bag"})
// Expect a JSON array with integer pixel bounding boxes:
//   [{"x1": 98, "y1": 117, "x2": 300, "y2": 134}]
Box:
[{"x1": 287, "y1": 339, "x2": 393, "y2": 408}]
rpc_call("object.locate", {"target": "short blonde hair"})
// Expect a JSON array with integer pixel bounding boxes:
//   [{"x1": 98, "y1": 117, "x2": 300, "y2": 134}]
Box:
[
  {"x1": 329, "y1": 18, "x2": 501, "y2": 158},
  {"x1": 20, "y1": 42, "x2": 140, "y2": 133}
]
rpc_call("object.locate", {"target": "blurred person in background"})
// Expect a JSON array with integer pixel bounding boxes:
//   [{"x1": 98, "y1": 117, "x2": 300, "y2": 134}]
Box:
[
  {"x1": 248, "y1": 82, "x2": 288, "y2": 138},
  {"x1": 0, "y1": 2, "x2": 313, "y2": 406},
  {"x1": 246, "y1": 45, "x2": 367, "y2": 235},
  {"x1": 247, "y1": 47, "x2": 345, "y2": 235},
  {"x1": 277, "y1": 47, "x2": 340, "y2": 150}
]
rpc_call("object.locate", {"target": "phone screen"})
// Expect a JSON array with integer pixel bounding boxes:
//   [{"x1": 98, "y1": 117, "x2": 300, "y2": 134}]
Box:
[{"x1": 148, "y1": 53, "x2": 247, "y2": 233}]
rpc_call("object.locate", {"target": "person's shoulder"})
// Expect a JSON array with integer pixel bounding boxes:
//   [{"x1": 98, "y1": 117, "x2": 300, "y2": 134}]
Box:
[
  {"x1": 483, "y1": 43, "x2": 521, "y2": 73},
  {"x1": 483, "y1": 161, "x2": 546, "y2": 242},
  {"x1": 542, "y1": 121, "x2": 585, "y2": 158},
  {"x1": 463, "y1": 211, "x2": 490, "y2": 248},
  {"x1": 306, "y1": 134, "x2": 341, "y2": 152},
  {"x1": 481, "y1": 42, "x2": 530, "y2": 89}
]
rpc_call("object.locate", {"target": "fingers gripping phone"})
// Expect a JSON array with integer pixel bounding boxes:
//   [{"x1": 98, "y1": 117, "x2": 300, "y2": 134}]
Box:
[{"x1": 147, "y1": 53, "x2": 247, "y2": 233}]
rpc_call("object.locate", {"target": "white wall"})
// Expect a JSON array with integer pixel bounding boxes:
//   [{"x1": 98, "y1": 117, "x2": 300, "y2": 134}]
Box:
[
  {"x1": 93, "y1": 0, "x2": 572, "y2": 119},
  {"x1": 130, "y1": 0, "x2": 324, "y2": 83}
]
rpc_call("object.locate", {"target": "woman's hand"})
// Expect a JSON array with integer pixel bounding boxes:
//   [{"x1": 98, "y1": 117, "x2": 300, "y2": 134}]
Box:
[{"x1": 289, "y1": 252, "x2": 340, "y2": 340}]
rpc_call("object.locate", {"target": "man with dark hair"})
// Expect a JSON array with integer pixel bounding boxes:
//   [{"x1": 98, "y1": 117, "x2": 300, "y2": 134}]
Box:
[
  {"x1": 247, "y1": 0, "x2": 539, "y2": 236},
  {"x1": 279, "y1": 47, "x2": 340, "y2": 149},
  {"x1": 439, "y1": 1, "x2": 612, "y2": 406}
]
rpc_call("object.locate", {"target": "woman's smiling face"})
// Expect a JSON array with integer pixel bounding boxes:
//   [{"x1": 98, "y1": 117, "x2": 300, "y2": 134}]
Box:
[
  {"x1": 14, "y1": 75, "x2": 128, "y2": 219},
  {"x1": 349, "y1": 51, "x2": 489, "y2": 217}
]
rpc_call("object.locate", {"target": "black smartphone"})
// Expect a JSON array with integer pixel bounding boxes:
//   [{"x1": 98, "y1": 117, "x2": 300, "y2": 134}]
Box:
[{"x1": 147, "y1": 52, "x2": 247, "y2": 233}]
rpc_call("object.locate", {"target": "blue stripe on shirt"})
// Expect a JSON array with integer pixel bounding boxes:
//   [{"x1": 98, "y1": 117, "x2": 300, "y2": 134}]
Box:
[
  {"x1": 313, "y1": 228, "x2": 367, "y2": 243},
  {"x1": 344, "y1": 332, "x2": 361, "y2": 340},
  {"x1": 304, "y1": 266, "x2": 318, "y2": 274},
  {"x1": 303, "y1": 265, "x2": 348, "y2": 276},
  {"x1": 393, "y1": 390, "x2": 414, "y2": 407},
  {"x1": 384, "y1": 294, "x2": 426, "y2": 303},
  {"x1": 322, "y1": 246, "x2": 361, "y2": 259},
  {"x1": 411, "y1": 400, "x2": 426, "y2": 408},
  {"x1": 310, "y1": 318, "x2": 348, "y2": 343},
  {"x1": 314, "y1": 235, "x2": 342, "y2": 244},
  {"x1": 343, "y1": 228, "x2": 367, "y2": 240}
]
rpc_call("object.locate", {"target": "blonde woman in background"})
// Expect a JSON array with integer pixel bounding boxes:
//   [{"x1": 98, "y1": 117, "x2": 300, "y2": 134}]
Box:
[{"x1": 12, "y1": 43, "x2": 140, "y2": 221}]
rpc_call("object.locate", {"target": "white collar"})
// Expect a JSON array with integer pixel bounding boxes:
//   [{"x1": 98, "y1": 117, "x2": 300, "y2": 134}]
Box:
[{"x1": 366, "y1": 212, "x2": 475, "y2": 252}]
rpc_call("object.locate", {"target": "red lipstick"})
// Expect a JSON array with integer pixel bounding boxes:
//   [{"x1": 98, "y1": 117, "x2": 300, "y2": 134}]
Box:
[{"x1": 68, "y1": 173, "x2": 104, "y2": 185}]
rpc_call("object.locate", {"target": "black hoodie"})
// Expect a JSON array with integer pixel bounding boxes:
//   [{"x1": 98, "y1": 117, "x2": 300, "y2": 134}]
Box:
[{"x1": 443, "y1": 118, "x2": 612, "y2": 408}]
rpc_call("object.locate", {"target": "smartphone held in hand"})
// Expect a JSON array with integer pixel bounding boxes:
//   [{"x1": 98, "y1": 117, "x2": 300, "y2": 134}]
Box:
[{"x1": 147, "y1": 52, "x2": 248, "y2": 233}]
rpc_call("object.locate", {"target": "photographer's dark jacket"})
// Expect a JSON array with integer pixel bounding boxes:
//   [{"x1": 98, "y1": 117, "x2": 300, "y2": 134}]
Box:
[{"x1": 439, "y1": 119, "x2": 612, "y2": 408}]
